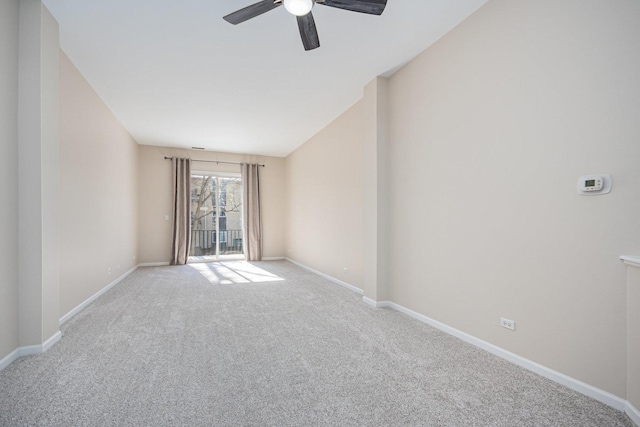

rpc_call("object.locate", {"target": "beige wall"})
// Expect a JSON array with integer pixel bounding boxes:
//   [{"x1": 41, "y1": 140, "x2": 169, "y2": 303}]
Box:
[
  {"x1": 2, "y1": 0, "x2": 637, "y2": 410},
  {"x1": 138, "y1": 146, "x2": 285, "y2": 263},
  {"x1": 285, "y1": 100, "x2": 366, "y2": 290},
  {"x1": 59, "y1": 51, "x2": 139, "y2": 318},
  {"x1": 18, "y1": 1, "x2": 61, "y2": 346},
  {"x1": 282, "y1": 0, "x2": 640, "y2": 403},
  {"x1": 628, "y1": 266, "x2": 640, "y2": 411},
  {"x1": 0, "y1": 0, "x2": 20, "y2": 361},
  {"x1": 362, "y1": 78, "x2": 391, "y2": 301},
  {"x1": 40, "y1": 2, "x2": 62, "y2": 345},
  {"x1": 387, "y1": 0, "x2": 640, "y2": 398}
]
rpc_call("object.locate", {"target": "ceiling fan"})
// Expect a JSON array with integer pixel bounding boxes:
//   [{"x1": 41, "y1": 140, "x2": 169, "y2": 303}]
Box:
[{"x1": 223, "y1": 0, "x2": 387, "y2": 51}]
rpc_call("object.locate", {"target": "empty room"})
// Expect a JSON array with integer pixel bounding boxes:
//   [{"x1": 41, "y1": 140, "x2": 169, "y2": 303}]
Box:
[{"x1": 1, "y1": 0, "x2": 639, "y2": 425}]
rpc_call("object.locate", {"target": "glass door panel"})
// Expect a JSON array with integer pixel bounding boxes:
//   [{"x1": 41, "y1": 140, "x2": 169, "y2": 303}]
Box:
[
  {"x1": 190, "y1": 174, "x2": 243, "y2": 259},
  {"x1": 219, "y1": 177, "x2": 243, "y2": 256},
  {"x1": 190, "y1": 175, "x2": 217, "y2": 257}
]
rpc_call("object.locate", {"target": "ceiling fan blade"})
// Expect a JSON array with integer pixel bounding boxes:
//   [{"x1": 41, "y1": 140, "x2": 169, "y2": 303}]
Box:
[
  {"x1": 319, "y1": 0, "x2": 386, "y2": 15},
  {"x1": 223, "y1": 0, "x2": 281, "y2": 25},
  {"x1": 297, "y1": 12, "x2": 320, "y2": 51}
]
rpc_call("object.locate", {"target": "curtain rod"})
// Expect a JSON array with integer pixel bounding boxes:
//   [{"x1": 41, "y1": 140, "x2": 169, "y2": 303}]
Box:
[{"x1": 164, "y1": 156, "x2": 265, "y2": 167}]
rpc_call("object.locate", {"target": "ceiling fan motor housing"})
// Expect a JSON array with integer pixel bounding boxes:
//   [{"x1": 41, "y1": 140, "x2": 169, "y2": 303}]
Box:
[
  {"x1": 283, "y1": 0, "x2": 315, "y2": 16},
  {"x1": 223, "y1": 0, "x2": 387, "y2": 51}
]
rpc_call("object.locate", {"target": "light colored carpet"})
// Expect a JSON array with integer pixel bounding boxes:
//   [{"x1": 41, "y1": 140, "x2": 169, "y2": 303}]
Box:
[{"x1": 0, "y1": 260, "x2": 634, "y2": 426}]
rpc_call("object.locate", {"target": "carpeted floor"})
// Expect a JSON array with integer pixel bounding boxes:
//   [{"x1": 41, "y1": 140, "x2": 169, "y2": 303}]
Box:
[{"x1": 0, "y1": 260, "x2": 634, "y2": 426}]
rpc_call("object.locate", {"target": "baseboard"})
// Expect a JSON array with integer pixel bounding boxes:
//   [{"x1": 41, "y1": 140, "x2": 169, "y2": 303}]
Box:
[
  {"x1": 42, "y1": 330, "x2": 62, "y2": 352},
  {"x1": 285, "y1": 258, "x2": 364, "y2": 295},
  {"x1": 138, "y1": 259, "x2": 288, "y2": 265},
  {"x1": 0, "y1": 348, "x2": 21, "y2": 372},
  {"x1": 0, "y1": 330, "x2": 62, "y2": 372},
  {"x1": 59, "y1": 265, "x2": 139, "y2": 325},
  {"x1": 5, "y1": 259, "x2": 140, "y2": 371},
  {"x1": 362, "y1": 297, "x2": 391, "y2": 308},
  {"x1": 18, "y1": 343, "x2": 44, "y2": 357},
  {"x1": 366, "y1": 298, "x2": 629, "y2": 413},
  {"x1": 4, "y1": 261, "x2": 139, "y2": 372},
  {"x1": 627, "y1": 401, "x2": 640, "y2": 426},
  {"x1": 19, "y1": 330, "x2": 62, "y2": 357}
]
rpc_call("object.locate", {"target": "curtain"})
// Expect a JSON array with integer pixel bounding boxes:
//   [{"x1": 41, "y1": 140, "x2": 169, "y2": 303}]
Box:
[
  {"x1": 241, "y1": 163, "x2": 262, "y2": 261},
  {"x1": 170, "y1": 158, "x2": 192, "y2": 265}
]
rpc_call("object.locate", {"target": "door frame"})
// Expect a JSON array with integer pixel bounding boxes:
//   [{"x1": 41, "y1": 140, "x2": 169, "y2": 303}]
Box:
[{"x1": 189, "y1": 170, "x2": 243, "y2": 263}]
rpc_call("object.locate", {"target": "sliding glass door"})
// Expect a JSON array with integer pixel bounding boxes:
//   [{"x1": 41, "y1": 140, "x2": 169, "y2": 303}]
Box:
[{"x1": 190, "y1": 173, "x2": 243, "y2": 260}]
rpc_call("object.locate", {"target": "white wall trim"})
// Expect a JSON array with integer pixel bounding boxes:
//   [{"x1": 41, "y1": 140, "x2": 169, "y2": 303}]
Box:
[
  {"x1": 59, "y1": 265, "x2": 139, "y2": 325},
  {"x1": 42, "y1": 330, "x2": 62, "y2": 352},
  {"x1": 3, "y1": 261, "x2": 636, "y2": 423},
  {"x1": 285, "y1": 258, "x2": 364, "y2": 295},
  {"x1": 0, "y1": 330, "x2": 62, "y2": 373},
  {"x1": 365, "y1": 298, "x2": 629, "y2": 412},
  {"x1": 363, "y1": 296, "x2": 391, "y2": 308},
  {"x1": 626, "y1": 402, "x2": 640, "y2": 426},
  {"x1": 60, "y1": 261, "x2": 188, "y2": 327},
  {"x1": 18, "y1": 343, "x2": 44, "y2": 357},
  {"x1": 18, "y1": 330, "x2": 62, "y2": 357},
  {"x1": 621, "y1": 255, "x2": 640, "y2": 269},
  {"x1": 3, "y1": 260, "x2": 141, "y2": 371},
  {"x1": 262, "y1": 257, "x2": 285, "y2": 261},
  {"x1": 0, "y1": 348, "x2": 21, "y2": 372},
  {"x1": 138, "y1": 262, "x2": 171, "y2": 267}
]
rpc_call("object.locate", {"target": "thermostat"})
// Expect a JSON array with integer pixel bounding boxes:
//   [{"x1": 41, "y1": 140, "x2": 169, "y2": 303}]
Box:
[{"x1": 577, "y1": 174, "x2": 611, "y2": 195}]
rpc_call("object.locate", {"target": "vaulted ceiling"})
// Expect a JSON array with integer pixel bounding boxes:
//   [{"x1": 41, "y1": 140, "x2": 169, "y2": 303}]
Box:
[{"x1": 43, "y1": 0, "x2": 488, "y2": 157}]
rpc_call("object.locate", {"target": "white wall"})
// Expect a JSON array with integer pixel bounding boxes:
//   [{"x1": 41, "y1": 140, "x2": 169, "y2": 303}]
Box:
[
  {"x1": 0, "y1": 0, "x2": 20, "y2": 361},
  {"x1": 387, "y1": 0, "x2": 640, "y2": 398},
  {"x1": 285, "y1": 100, "x2": 366, "y2": 289},
  {"x1": 59, "y1": 51, "x2": 139, "y2": 318},
  {"x1": 138, "y1": 145, "x2": 285, "y2": 264}
]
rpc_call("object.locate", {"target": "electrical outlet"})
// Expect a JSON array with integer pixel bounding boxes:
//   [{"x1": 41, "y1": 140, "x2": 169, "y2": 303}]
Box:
[
  {"x1": 500, "y1": 317, "x2": 515, "y2": 331},
  {"x1": 343, "y1": 267, "x2": 348, "y2": 272}
]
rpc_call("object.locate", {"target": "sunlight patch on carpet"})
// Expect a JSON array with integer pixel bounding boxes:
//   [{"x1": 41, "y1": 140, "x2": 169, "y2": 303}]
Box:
[{"x1": 189, "y1": 261, "x2": 285, "y2": 284}]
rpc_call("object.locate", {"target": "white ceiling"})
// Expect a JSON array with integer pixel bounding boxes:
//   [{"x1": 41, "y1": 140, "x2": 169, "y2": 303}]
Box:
[{"x1": 42, "y1": 0, "x2": 488, "y2": 157}]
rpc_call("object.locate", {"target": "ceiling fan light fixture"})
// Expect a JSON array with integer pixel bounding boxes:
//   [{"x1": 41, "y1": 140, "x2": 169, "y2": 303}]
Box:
[{"x1": 283, "y1": 0, "x2": 313, "y2": 16}]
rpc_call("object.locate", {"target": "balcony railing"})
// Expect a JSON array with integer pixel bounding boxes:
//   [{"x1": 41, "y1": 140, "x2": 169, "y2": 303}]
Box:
[{"x1": 190, "y1": 229, "x2": 243, "y2": 256}]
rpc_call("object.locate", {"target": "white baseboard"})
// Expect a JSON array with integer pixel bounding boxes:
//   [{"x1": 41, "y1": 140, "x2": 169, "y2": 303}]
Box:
[
  {"x1": 262, "y1": 257, "x2": 285, "y2": 261},
  {"x1": 138, "y1": 262, "x2": 170, "y2": 267},
  {"x1": 17, "y1": 331, "x2": 62, "y2": 357},
  {"x1": 3, "y1": 260, "x2": 140, "y2": 372},
  {"x1": 17, "y1": 343, "x2": 43, "y2": 357},
  {"x1": 363, "y1": 297, "x2": 391, "y2": 308},
  {"x1": 42, "y1": 330, "x2": 62, "y2": 352},
  {"x1": 627, "y1": 401, "x2": 640, "y2": 426},
  {"x1": 285, "y1": 258, "x2": 364, "y2": 295},
  {"x1": 3, "y1": 261, "x2": 140, "y2": 372},
  {"x1": 0, "y1": 348, "x2": 21, "y2": 371},
  {"x1": 364, "y1": 297, "x2": 629, "y2": 413},
  {"x1": 60, "y1": 265, "x2": 139, "y2": 325},
  {"x1": 0, "y1": 330, "x2": 62, "y2": 372}
]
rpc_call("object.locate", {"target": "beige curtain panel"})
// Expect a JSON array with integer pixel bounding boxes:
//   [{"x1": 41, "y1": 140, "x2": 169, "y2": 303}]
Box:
[
  {"x1": 170, "y1": 157, "x2": 192, "y2": 265},
  {"x1": 241, "y1": 163, "x2": 262, "y2": 261}
]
